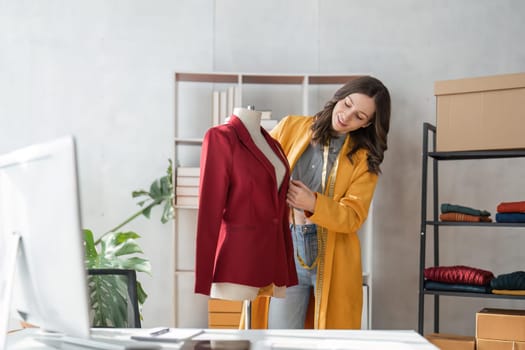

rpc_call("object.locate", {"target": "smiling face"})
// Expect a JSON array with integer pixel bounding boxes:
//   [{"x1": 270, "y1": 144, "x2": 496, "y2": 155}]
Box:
[{"x1": 331, "y1": 93, "x2": 376, "y2": 135}]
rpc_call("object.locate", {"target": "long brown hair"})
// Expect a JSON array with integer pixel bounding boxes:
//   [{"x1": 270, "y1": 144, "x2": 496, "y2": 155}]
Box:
[{"x1": 311, "y1": 76, "x2": 391, "y2": 174}]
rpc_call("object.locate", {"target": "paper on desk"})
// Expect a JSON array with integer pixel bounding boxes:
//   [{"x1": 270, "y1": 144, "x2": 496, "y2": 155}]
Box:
[{"x1": 131, "y1": 328, "x2": 204, "y2": 343}]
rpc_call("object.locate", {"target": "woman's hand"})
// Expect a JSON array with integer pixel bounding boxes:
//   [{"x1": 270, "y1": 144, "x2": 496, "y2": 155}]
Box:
[{"x1": 287, "y1": 180, "x2": 316, "y2": 213}]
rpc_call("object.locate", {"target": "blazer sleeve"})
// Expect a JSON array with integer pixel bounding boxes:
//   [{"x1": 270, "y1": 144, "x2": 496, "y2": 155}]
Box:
[{"x1": 194, "y1": 127, "x2": 233, "y2": 295}]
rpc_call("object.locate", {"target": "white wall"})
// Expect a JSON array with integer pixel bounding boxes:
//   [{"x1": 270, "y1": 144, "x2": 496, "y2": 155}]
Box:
[{"x1": 2, "y1": 0, "x2": 525, "y2": 334}]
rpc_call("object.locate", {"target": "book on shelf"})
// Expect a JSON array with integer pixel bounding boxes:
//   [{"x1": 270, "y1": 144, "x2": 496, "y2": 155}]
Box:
[
  {"x1": 176, "y1": 176, "x2": 200, "y2": 187},
  {"x1": 176, "y1": 186, "x2": 199, "y2": 196},
  {"x1": 212, "y1": 86, "x2": 240, "y2": 125},
  {"x1": 177, "y1": 167, "x2": 200, "y2": 177},
  {"x1": 176, "y1": 195, "x2": 199, "y2": 206},
  {"x1": 212, "y1": 91, "x2": 220, "y2": 126},
  {"x1": 233, "y1": 86, "x2": 241, "y2": 109},
  {"x1": 227, "y1": 86, "x2": 234, "y2": 117},
  {"x1": 219, "y1": 91, "x2": 227, "y2": 124}
]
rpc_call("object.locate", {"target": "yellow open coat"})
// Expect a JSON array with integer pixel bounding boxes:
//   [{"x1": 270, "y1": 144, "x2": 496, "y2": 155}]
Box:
[{"x1": 251, "y1": 115, "x2": 378, "y2": 329}]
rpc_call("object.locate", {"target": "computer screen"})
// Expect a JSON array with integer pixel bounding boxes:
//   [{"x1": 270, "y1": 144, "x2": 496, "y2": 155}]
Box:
[{"x1": 0, "y1": 136, "x2": 91, "y2": 339}]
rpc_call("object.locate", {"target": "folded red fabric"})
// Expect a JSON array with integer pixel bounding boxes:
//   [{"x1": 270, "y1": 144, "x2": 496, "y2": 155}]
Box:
[
  {"x1": 424, "y1": 265, "x2": 494, "y2": 285},
  {"x1": 439, "y1": 212, "x2": 492, "y2": 222},
  {"x1": 497, "y1": 201, "x2": 525, "y2": 213}
]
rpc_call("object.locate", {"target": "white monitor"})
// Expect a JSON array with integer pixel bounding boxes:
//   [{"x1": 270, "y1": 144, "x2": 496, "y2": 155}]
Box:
[{"x1": 0, "y1": 136, "x2": 91, "y2": 338}]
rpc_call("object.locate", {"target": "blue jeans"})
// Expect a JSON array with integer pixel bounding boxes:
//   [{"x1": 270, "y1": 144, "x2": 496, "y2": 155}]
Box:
[{"x1": 268, "y1": 224, "x2": 318, "y2": 329}]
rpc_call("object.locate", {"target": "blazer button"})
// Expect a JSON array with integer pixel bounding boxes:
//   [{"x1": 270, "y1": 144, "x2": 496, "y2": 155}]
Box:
[{"x1": 272, "y1": 218, "x2": 278, "y2": 224}]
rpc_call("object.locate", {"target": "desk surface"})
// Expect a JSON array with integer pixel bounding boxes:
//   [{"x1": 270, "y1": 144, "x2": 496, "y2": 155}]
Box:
[{"x1": 7, "y1": 328, "x2": 438, "y2": 349}]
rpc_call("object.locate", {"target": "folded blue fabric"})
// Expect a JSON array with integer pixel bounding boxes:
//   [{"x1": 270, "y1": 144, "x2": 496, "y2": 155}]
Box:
[
  {"x1": 495, "y1": 213, "x2": 525, "y2": 223},
  {"x1": 441, "y1": 203, "x2": 490, "y2": 217},
  {"x1": 490, "y1": 271, "x2": 525, "y2": 290},
  {"x1": 424, "y1": 280, "x2": 491, "y2": 293}
]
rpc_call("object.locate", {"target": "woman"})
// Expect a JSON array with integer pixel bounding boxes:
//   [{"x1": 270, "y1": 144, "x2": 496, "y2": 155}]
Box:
[{"x1": 265, "y1": 75, "x2": 391, "y2": 329}]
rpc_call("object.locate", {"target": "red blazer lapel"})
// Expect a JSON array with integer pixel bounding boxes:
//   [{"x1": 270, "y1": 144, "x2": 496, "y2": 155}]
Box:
[{"x1": 229, "y1": 116, "x2": 290, "y2": 195}]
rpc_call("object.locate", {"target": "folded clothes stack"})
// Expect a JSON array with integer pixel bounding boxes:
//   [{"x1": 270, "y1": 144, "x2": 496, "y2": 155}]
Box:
[
  {"x1": 495, "y1": 200, "x2": 525, "y2": 223},
  {"x1": 424, "y1": 265, "x2": 494, "y2": 294},
  {"x1": 491, "y1": 271, "x2": 525, "y2": 295},
  {"x1": 439, "y1": 203, "x2": 492, "y2": 222}
]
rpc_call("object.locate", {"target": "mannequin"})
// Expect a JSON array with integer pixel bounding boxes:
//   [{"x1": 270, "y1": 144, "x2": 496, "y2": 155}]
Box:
[
  {"x1": 233, "y1": 107, "x2": 286, "y2": 190},
  {"x1": 210, "y1": 107, "x2": 287, "y2": 301},
  {"x1": 194, "y1": 106, "x2": 297, "y2": 304}
]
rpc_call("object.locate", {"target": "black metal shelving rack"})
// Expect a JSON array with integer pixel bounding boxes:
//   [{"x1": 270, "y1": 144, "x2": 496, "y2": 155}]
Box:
[{"x1": 417, "y1": 122, "x2": 525, "y2": 334}]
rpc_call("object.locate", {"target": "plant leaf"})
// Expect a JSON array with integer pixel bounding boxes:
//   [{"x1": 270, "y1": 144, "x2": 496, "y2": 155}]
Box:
[
  {"x1": 142, "y1": 205, "x2": 152, "y2": 219},
  {"x1": 161, "y1": 199, "x2": 173, "y2": 224},
  {"x1": 83, "y1": 229, "x2": 99, "y2": 268},
  {"x1": 88, "y1": 274, "x2": 133, "y2": 327},
  {"x1": 132, "y1": 190, "x2": 150, "y2": 198},
  {"x1": 113, "y1": 240, "x2": 144, "y2": 257},
  {"x1": 119, "y1": 257, "x2": 151, "y2": 274},
  {"x1": 136, "y1": 200, "x2": 149, "y2": 207},
  {"x1": 149, "y1": 179, "x2": 161, "y2": 198},
  {"x1": 136, "y1": 282, "x2": 148, "y2": 305}
]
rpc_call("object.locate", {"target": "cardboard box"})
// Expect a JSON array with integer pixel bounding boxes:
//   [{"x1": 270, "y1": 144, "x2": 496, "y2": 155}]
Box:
[
  {"x1": 208, "y1": 312, "x2": 242, "y2": 327},
  {"x1": 208, "y1": 299, "x2": 243, "y2": 313},
  {"x1": 476, "y1": 308, "x2": 525, "y2": 342},
  {"x1": 208, "y1": 299, "x2": 243, "y2": 329},
  {"x1": 425, "y1": 333, "x2": 475, "y2": 350},
  {"x1": 435, "y1": 72, "x2": 525, "y2": 152},
  {"x1": 477, "y1": 338, "x2": 525, "y2": 350}
]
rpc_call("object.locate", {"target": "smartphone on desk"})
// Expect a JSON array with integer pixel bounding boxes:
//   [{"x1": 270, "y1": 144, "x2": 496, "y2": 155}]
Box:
[{"x1": 181, "y1": 340, "x2": 250, "y2": 350}]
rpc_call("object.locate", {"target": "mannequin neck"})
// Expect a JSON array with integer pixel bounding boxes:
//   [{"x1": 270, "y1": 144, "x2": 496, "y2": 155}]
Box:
[{"x1": 233, "y1": 107, "x2": 262, "y2": 135}]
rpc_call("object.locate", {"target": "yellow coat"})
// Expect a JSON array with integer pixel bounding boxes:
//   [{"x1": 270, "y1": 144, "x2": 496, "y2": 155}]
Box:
[{"x1": 251, "y1": 115, "x2": 378, "y2": 329}]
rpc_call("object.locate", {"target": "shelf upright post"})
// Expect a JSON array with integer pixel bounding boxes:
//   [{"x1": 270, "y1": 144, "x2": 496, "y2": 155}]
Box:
[
  {"x1": 418, "y1": 123, "x2": 432, "y2": 334},
  {"x1": 237, "y1": 74, "x2": 242, "y2": 108},
  {"x1": 419, "y1": 122, "x2": 440, "y2": 334},
  {"x1": 302, "y1": 75, "x2": 309, "y2": 115},
  {"x1": 432, "y1": 125, "x2": 440, "y2": 333},
  {"x1": 173, "y1": 72, "x2": 179, "y2": 327}
]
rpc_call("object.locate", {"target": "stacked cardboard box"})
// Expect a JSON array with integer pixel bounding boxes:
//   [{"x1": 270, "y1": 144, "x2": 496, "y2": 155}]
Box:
[
  {"x1": 208, "y1": 299, "x2": 243, "y2": 329},
  {"x1": 435, "y1": 72, "x2": 525, "y2": 152},
  {"x1": 425, "y1": 333, "x2": 475, "y2": 350},
  {"x1": 476, "y1": 308, "x2": 525, "y2": 350}
]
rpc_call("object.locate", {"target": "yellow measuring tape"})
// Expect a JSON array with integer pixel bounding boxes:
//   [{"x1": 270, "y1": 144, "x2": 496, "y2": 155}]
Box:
[{"x1": 294, "y1": 141, "x2": 340, "y2": 270}]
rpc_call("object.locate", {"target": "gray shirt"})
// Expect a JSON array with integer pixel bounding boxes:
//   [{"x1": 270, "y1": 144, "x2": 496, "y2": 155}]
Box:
[{"x1": 291, "y1": 135, "x2": 347, "y2": 193}]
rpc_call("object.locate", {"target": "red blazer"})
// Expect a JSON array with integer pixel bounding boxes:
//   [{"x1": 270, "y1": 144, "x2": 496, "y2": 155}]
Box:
[{"x1": 194, "y1": 116, "x2": 298, "y2": 296}]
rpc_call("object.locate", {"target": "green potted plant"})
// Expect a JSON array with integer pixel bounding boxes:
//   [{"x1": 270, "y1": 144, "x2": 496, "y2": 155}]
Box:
[{"x1": 84, "y1": 160, "x2": 174, "y2": 327}]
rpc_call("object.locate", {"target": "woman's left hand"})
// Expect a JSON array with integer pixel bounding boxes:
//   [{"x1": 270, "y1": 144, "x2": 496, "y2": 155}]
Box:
[{"x1": 287, "y1": 180, "x2": 316, "y2": 213}]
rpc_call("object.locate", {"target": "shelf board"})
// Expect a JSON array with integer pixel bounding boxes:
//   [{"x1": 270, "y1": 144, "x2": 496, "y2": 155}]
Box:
[
  {"x1": 242, "y1": 75, "x2": 304, "y2": 84},
  {"x1": 175, "y1": 72, "x2": 365, "y2": 85},
  {"x1": 308, "y1": 75, "x2": 362, "y2": 84},
  {"x1": 175, "y1": 205, "x2": 198, "y2": 209},
  {"x1": 175, "y1": 73, "x2": 238, "y2": 83},
  {"x1": 424, "y1": 289, "x2": 525, "y2": 300},
  {"x1": 428, "y1": 149, "x2": 525, "y2": 160},
  {"x1": 175, "y1": 138, "x2": 203, "y2": 145},
  {"x1": 425, "y1": 221, "x2": 525, "y2": 227}
]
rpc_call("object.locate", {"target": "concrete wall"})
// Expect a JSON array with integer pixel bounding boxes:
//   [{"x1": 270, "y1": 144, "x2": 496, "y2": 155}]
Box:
[{"x1": 2, "y1": 0, "x2": 525, "y2": 334}]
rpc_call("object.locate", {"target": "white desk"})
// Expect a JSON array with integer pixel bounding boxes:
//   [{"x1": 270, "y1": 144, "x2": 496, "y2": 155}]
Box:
[{"x1": 7, "y1": 328, "x2": 438, "y2": 349}]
